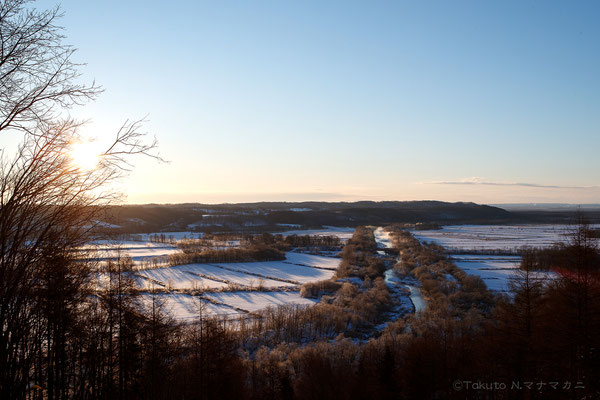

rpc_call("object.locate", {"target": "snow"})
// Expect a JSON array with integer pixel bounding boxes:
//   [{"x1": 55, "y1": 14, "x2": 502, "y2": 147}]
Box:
[
  {"x1": 412, "y1": 224, "x2": 599, "y2": 252},
  {"x1": 138, "y1": 232, "x2": 204, "y2": 241},
  {"x1": 204, "y1": 291, "x2": 317, "y2": 313},
  {"x1": 384, "y1": 268, "x2": 426, "y2": 313},
  {"x1": 128, "y1": 252, "x2": 338, "y2": 291},
  {"x1": 82, "y1": 240, "x2": 180, "y2": 267},
  {"x1": 410, "y1": 225, "x2": 571, "y2": 293},
  {"x1": 90, "y1": 242, "x2": 338, "y2": 320},
  {"x1": 94, "y1": 221, "x2": 121, "y2": 228},
  {"x1": 87, "y1": 240, "x2": 174, "y2": 249},
  {"x1": 127, "y1": 218, "x2": 147, "y2": 224},
  {"x1": 284, "y1": 252, "x2": 341, "y2": 270},
  {"x1": 277, "y1": 226, "x2": 355, "y2": 240},
  {"x1": 374, "y1": 227, "x2": 426, "y2": 316},
  {"x1": 138, "y1": 293, "x2": 240, "y2": 321},
  {"x1": 407, "y1": 285, "x2": 426, "y2": 312},
  {"x1": 103, "y1": 247, "x2": 179, "y2": 263},
  {"x1": 452, "y1": 255, "x2": 555, "y2": 293},
  {"x1": 86, "y1": 246, "x2": 179, "y2": 264},
  {"x1": 136, "y1": 264, "x2": 291, "y2": 289},
  {"x1": 135, "y1": 267, "x2": 226, "y2": 290},
  {"x1": 89, "y1": 272, "x2": 111, "y2": 290},
  {"x1": 212, "y1": 259, "x2": 335, "y2": 284},
  {"x1": 276, "y1": 223, "x2": 301, "y2": 228},
  {"x1": 451, "y1": 256, "x2": 522, "y2": 271},
  {"x1": 450, "y1": 254, "x2": 522, "y2": 262},
  {"x1": 373, "y1": 227, "x2": 394, "y2": 249},
  {"x1": 177, "y1": 264, "x2": 294, "y2": 287}
]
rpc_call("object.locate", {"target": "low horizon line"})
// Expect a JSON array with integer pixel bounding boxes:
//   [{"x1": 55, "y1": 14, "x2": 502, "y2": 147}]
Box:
[{"x1": 118, "y1": 200, "x2": 600, "y2": 207}]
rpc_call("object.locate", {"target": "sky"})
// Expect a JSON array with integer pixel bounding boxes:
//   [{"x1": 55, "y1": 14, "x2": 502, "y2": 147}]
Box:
[{"x1": 22, "y1": 0, "x2": 600, "y2": 204}]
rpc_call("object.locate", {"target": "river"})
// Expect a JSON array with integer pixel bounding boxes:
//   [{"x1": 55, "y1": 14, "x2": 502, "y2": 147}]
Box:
[{"x1": 373, "y1": 227, "x2": 426, "y2": 313}]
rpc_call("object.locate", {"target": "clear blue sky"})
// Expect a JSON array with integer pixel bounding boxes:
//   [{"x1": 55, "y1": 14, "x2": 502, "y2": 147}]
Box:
[{"x1": 32, "y1": 0, "x2": 600, "y2": 204}]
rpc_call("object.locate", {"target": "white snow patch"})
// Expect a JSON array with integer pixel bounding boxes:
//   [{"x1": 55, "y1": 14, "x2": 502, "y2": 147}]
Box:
[
  {"x1": 212, "y1": 259, "x2": 335, "y2": 284},
  {"x1": 137, "y1": 264, "x2": 290, "y2": 289},
  {"x1": 138, "y1": 293, "x2": 239, "y2": 321},
  {"x1": 83, "y1": 240, "x2": 181, "y2": 265},
  {"x1": 284, "y1": 252, "x2": 340, "y2": 270},
  {"x1": 205, "y1": 291, "x2": 317, "y2": 313}
]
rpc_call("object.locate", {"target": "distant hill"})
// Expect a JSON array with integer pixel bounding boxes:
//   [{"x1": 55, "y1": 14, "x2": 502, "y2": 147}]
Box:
[
  {"x1": 103, "y1": 201, "x2": 518, "y2": 234},
  {"x1": 492, "y1": 203, "x2": 600, "y2": 211}
]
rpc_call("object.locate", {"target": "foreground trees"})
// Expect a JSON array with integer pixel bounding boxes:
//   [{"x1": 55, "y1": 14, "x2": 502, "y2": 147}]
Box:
[
  {"x1": 0, "y1": 113, "x2": 162, "y2": 400},
  {"x1": 0, "y1": 1, "x2": 162, "y2": 398},
  {"x1": 0, "y1": 6, "x2": 103, "y2": 391}
]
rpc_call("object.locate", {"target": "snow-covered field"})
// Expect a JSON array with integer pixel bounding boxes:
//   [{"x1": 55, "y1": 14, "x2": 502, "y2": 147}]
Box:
[
  {"x1": 88, "y1": 232, "x2": 342, "y2": 321},
  {"x1": 138, "y1": 293, "x2": 238, "y2": 321},
  {"x1": 204, "y1": 291, "x2": 318, "y2": 313},
  {"x1": 212, "y1": 259, "x2": 335, "y2": 284},
  {"x1": 132, "y1": 253, "x2": 337, "y2": 290},
  {"x1": 136, "y1": 288, "x2": 321, "y2": 322},
  {"x1": 83, "y1": 240, "x2": 180, "y2": 265},
  {"x1": 103, "y1": 251, "x2": 341, "y2": 321},
  {"x1": 451, "y1": 254, "x2": 555, "y2": 293},
  {"x1": 410, "y1": 225, "x2": 580, "y2": 293},
  {"x1": 411, "y1": 224, "x2": 598, "y2": 252},
  {"x1": 284, "y1": 252, "x2": 340, "y2": 270},
  {"x1": 93, "y1": 247, "x2": 179, "y2": 264},
  {"x1": 135, "y1": 266, "x2": 228, "y2": 290},
  {"x1": 135, "y1": 263, "x2": 294, "y2": 290},
  {"x1": 138, "y1": 291, "x2": 318, "y2": 322}
]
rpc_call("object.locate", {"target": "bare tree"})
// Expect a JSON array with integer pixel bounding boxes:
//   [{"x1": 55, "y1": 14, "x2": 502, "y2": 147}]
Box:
[
  {"x1": 0, "y1": 118, "x2": 162, "y2": 398},
  {"x1": 0, "y1": 1, "x2": 164, "y2": 397},
  {"x1": 0, "y1": 0, "x2": 184, "y2": 397},
  {"x1": 0, "y1": 0, "x2": 100, "y2": 135}
]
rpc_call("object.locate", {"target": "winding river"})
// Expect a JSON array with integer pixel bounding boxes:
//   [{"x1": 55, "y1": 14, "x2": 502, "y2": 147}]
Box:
[{"x1": 374, "y1": 227, "x2": 426, "y2": 313}]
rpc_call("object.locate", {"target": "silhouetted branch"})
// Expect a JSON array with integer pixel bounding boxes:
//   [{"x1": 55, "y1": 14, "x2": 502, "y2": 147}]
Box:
[
  {"x1": 101, "y1": 118, "x2": 167, "y2": 172},
  {"x1": 0, "y1": 0, "x2": 101, "y2": 135}
]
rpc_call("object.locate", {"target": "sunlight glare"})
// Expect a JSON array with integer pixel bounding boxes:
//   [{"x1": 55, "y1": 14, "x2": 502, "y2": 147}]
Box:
[{"x1": 69, "y1": 140, "x2": 103, "y2": 171}]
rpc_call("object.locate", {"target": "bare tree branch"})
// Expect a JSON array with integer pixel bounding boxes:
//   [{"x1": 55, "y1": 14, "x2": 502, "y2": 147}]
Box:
[
  {"x1": 0, "y1": 0, "x2": 101, "y2": 134},
  {"x1": 101, "y1": 118, "x2": 167, "y2": 172}
]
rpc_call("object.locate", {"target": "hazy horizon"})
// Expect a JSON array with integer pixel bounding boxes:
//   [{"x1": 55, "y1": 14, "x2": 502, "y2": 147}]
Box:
[{"x1": 118, "y1": 197, "x2": 600, "y2": 209}]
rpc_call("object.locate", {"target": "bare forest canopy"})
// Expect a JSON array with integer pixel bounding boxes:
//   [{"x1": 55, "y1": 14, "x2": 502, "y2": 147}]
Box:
[{"x1": 104, "y1": 201, "x2": 600, "y2": 234}]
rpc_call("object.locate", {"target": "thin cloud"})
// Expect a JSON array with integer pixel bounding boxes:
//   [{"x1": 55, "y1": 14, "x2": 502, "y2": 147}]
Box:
[{"x1": 423, "y1": 178, "x2": 598, "y2": 190}]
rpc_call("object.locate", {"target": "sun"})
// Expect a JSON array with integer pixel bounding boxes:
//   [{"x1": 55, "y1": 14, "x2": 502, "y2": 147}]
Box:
[{"x1": 69, "y1": 140, "x2": 103, "y2": 171}]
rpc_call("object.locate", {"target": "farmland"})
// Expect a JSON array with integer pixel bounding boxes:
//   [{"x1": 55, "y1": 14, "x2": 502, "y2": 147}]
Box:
[
  {"x1": 91, "y1": 229, "x2": 350, "y2": 321},
  {"x1": 411, "y1": 224, "x2": 600, "y2": 293},
  {"x1": 410, "y1": 224, "x2": 598, "y2": 252}
]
